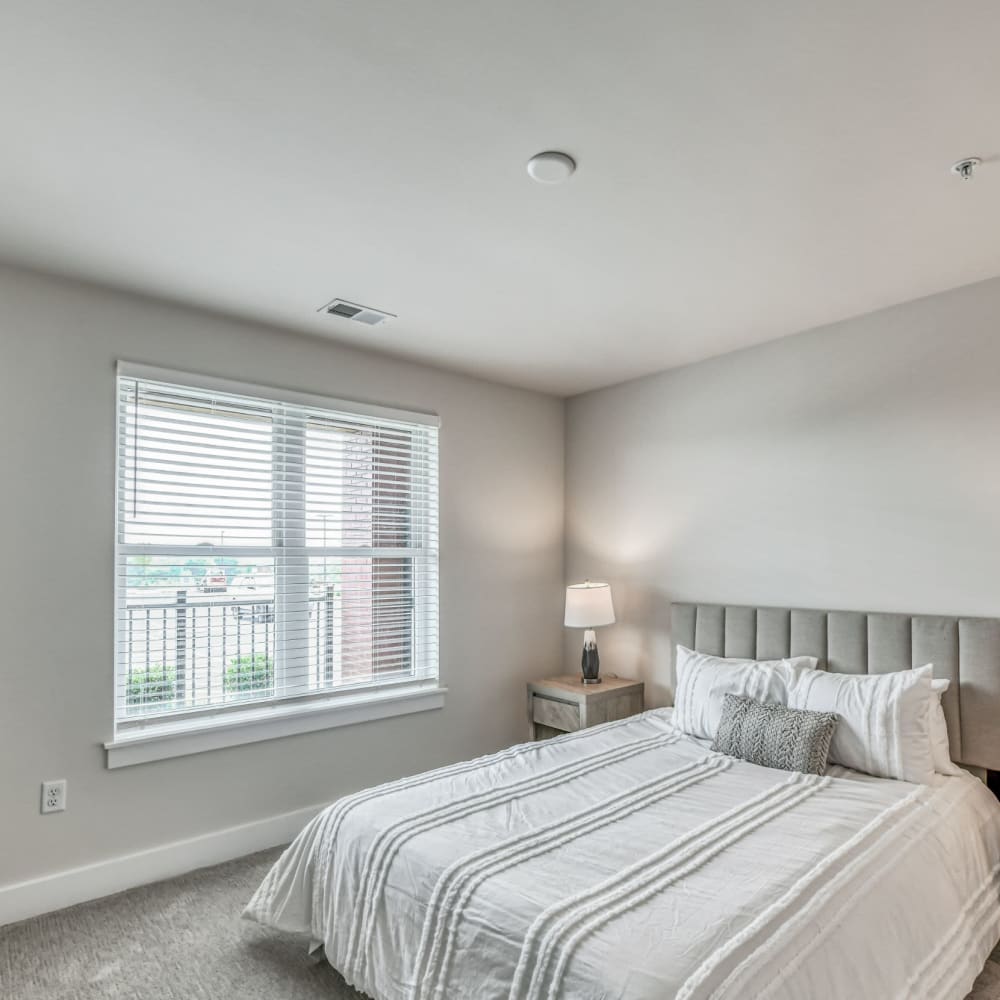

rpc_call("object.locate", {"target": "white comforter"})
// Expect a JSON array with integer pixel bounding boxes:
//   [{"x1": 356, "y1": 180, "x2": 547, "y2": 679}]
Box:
[{"x1": 245, "y1": 709, "x2": 1000, "y2": 1000}]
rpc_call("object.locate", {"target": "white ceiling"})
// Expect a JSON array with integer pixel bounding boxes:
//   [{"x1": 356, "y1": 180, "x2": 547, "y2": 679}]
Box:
[{"x1": 2, "y1": 1, "x2": 999, "y2": 396}]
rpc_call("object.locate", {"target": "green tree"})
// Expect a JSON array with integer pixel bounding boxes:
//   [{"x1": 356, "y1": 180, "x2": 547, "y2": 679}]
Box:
[
  {"x1": 224, "y1": 653, "x2": 274, "y2": 699},
  {"x1": 126, "y1": 664, "x2": 176, "y2": 709}
]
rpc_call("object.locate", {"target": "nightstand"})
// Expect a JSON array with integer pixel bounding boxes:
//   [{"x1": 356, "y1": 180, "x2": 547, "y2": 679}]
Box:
[{"x1": 526, "y1": 675, "x2": 645, "y2": 740}]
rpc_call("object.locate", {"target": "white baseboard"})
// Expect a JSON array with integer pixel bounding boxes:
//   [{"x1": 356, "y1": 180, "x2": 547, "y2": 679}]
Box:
[{"x1": 0, "y1": 802, "x2": 326, "y2": 928}]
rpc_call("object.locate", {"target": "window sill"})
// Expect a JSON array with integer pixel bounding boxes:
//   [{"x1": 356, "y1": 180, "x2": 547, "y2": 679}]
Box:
[{"x1": 104, "y1": 684, "x2": 447, "y2": 768}]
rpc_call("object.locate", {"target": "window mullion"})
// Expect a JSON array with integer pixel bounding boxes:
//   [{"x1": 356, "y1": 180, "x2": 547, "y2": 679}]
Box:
[{"x1": 274, "y1": 408, "x2": 308, "y2": 696}]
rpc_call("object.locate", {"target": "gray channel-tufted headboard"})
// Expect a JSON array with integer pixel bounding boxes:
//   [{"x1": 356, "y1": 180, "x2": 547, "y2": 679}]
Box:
[{"x1": 672, "y1": 603, "x2": 1000, "y2": 770}]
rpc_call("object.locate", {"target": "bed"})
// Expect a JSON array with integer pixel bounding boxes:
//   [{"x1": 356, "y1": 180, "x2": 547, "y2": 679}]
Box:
[{"x1": 245, "y1": 603, "x2": 1000, "y2": 999}]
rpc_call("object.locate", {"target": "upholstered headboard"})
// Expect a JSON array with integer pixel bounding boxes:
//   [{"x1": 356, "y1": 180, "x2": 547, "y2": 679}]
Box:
[{"x1": 671, "y1": 603, "x2": 1000, "y2": 770}]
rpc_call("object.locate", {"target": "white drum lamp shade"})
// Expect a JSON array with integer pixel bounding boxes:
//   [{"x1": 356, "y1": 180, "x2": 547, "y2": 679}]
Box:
[{"x1": 564, "y1": 581, "x2": 616, "y2": 628}]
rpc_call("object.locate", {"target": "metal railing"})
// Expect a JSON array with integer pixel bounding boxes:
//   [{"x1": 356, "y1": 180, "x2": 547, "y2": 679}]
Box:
[{"x1": 121, "y1": 588, "x2": 338, "y2": 713}]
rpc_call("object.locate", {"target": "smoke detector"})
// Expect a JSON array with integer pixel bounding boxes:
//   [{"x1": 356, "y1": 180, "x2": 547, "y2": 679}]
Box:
[
  {"x1": 526, "y1": 151, "x2": 576, "y2": 184},
  {"x1": 318, "y1": 298, "x2": 396, "y2": 326}
]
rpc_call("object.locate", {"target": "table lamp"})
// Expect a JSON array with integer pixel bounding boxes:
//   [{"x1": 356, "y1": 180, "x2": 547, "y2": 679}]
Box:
[{"x1": 564, "y1": 580, "x2": 616, "y2": 684}]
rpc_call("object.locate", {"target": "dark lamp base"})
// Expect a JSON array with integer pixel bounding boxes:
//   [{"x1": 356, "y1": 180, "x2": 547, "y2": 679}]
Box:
[{"x1": 581, "y1": 631, "x2": 601, "y2": 685}]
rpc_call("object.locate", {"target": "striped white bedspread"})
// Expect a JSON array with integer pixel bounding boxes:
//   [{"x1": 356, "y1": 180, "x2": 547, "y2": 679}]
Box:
[{"x1": 245, "y1": 709, "x2": 1000, "y2": 999}]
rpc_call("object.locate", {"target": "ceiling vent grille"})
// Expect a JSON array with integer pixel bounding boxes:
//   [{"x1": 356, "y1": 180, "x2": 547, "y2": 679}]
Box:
[{"x1": 318, "y1": 298, "x2": 396, "y2": 326}]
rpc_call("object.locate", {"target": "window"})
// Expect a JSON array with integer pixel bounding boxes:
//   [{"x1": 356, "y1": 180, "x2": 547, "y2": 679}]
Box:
[{"x1": 109, "y1": 364, "x2": 440, "y2": 765}]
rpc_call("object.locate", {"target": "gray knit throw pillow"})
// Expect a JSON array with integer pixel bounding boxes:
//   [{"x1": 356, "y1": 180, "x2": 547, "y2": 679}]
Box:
[{"x1": 711, "y1": 694, "x2": 839, "y2": 775}]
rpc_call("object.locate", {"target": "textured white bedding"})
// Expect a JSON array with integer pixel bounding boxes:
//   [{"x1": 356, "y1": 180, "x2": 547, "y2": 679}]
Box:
[{"x1": 245, "y1": 709, "x2": 1000, "y2": 999}]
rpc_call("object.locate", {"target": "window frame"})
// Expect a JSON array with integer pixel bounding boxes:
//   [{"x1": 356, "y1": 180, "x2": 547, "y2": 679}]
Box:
[{"x1": 106, "y1": 362, "x2": 443, "y2": 768}]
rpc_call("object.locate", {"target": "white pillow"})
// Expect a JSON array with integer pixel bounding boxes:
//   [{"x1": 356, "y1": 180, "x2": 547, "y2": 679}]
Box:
[
  {"x1": 673, "y1": 645, "x2": 819, "y2": 741},
  {"x1": 929, "y1": 678, "x2": 963, "y2": 777},
  {"x1": 786, "y1": 664, "x2": 936, "y2": 784}
]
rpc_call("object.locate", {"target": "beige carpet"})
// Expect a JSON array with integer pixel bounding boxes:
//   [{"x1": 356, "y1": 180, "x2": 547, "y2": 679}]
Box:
[{"x1": 1, "y1": 847, "x2": 997, "y2": 1000}]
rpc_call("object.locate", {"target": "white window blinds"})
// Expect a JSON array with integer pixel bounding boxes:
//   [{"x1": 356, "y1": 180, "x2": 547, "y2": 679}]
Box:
[{"x1": 114, "y1": 367, "x2": 439, "y2": 733}]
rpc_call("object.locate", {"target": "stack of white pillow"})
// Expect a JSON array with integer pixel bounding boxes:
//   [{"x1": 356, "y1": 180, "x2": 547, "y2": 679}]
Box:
[{"x1": 673, "y1": 645, "x2": 962, "y2": 784}]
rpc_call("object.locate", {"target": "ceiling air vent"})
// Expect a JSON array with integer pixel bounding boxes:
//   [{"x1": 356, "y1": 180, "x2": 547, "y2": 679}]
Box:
[{"x1": 318, "y1": 298, "x2": 396, "y2": 326}]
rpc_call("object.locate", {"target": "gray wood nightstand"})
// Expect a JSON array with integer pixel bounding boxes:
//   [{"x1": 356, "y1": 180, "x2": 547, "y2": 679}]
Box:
[{"x1": 526, "y1": 675, "x2": 645, "y2": 740}]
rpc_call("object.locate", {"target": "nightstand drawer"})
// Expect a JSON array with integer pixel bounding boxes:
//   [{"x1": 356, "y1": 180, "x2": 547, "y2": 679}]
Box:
[{"x1": 532, "y1": 695, "x2": 580, "y2": 733}]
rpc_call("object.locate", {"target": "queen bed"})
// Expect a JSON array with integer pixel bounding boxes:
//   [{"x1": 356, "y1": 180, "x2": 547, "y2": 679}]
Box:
[{"x1": 245, "y1": 603, "x2": 1000, "y2": 999}]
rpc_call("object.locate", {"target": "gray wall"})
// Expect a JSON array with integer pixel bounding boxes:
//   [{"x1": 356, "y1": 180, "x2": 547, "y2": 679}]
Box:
[
  {"x1": 0, "y1": 264, "x2": 565, "y2": 885},
  {"x1": 565, "y1": 278, "x2": 1000, "y2": 706}
]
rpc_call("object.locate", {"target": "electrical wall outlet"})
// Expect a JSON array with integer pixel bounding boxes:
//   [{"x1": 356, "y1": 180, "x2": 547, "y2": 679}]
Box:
[{"x1": 41, "y1": 779, "x2": 67, "y2": 814}]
